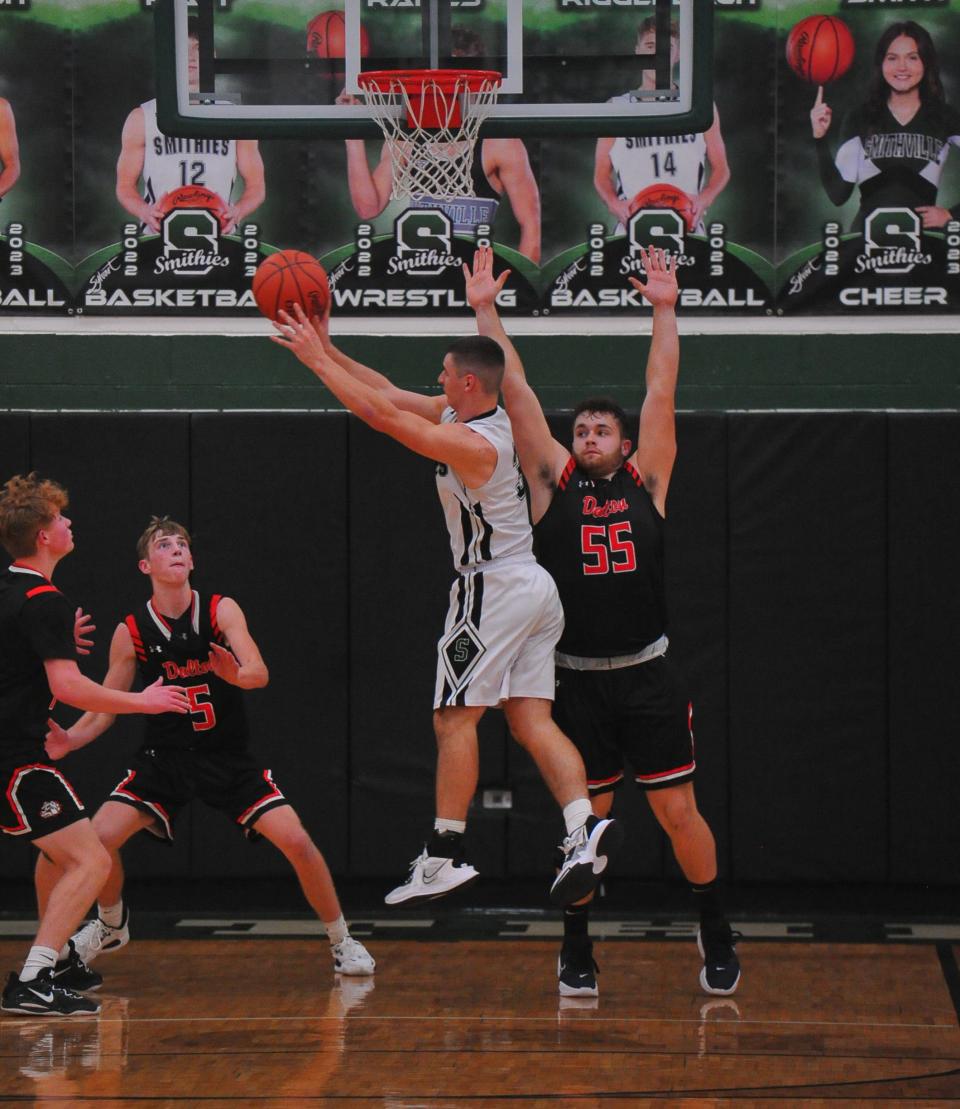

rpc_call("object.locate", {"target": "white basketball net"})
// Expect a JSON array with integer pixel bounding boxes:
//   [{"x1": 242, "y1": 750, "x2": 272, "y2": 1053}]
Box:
[{"x1": 357, "y1": 73, "x2": 501, "y2": 201}]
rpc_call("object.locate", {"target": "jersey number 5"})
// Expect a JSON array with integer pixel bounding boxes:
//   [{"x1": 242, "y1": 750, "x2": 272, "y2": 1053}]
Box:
[
  {"x1": 187, "y1": 684, "x2": 216, "y2": 732},
  {"x1": 581, "y1": 522, "x2": 637, "y2": 575}
]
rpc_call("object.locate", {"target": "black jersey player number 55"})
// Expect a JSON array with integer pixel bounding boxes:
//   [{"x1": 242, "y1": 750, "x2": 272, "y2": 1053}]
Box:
[{"x1": 581, "y1": 522, "x2": 637, "y2": 576}]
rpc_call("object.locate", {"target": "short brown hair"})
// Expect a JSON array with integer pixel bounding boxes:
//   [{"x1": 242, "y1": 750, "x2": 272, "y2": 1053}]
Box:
[
  {"x1": 136, "y1": 516, "x2": 192, "y2": 561},
  {"x1": 0, "y1": 473, "x2": 69, "y2": 558},
  {"x1": 638, "y1": 16, "x2": 679, "y2": 42},
  {"x1": 446, "y1": 335, "x2": 505, "y2": 395}
]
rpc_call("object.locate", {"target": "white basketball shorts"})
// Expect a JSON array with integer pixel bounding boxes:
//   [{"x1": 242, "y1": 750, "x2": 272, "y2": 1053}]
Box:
[{"x1": 434, "y1": 560, "x2": 564, "y2": 709}]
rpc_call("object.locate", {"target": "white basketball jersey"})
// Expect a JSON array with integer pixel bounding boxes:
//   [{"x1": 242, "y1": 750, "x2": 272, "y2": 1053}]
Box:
[
  {"x1": 436, "y1": 406, "x2": 534, "y2": 573},
  {"x1": 140, "y1": 98, "x2": 238, "y2": 205},
  {"x1": 607, "y1": 94, "x2": 707, "y2": 202}
]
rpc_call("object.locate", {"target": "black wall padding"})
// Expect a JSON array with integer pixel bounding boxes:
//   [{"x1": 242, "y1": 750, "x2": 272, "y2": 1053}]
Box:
[
  {"x1": 29, "y1": 413, "x2": 194, "y2": 881},
  {"x1": 728, "y1": 413, "x2": 888, "y2": 881},
  {"x1": 190, "y1": 413, "x2": 351, "y2": 875},
  {"x1": 346, "y1": 421, "x2": 464, "y2": 876},
  {"x1": 664, "y1": 414, "x2": 730, "y2": 879},
  {"x1": 887, "y1": 415, "x2": 960, "y2": 883},
  {"x1": 0, "y1": 415, "x2": 32, "y2": 878}
]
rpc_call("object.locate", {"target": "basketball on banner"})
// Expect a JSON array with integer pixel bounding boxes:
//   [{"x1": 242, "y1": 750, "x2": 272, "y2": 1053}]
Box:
[
  {"x1": 158, "y1": 186, "x2": 230, "y2": 232},
  {"x1": 786, "y1": 16, "x2": 855, "y2": 84},
  {"x1": 628, "y1": 184, "x2": 696, "y2": 232},
  {"x1": 253, "y1": 250, "x2": 331, "y2": 321}
]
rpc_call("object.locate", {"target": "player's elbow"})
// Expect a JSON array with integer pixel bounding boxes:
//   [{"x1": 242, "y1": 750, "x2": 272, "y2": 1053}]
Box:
[
  {"x1": 246, "y1": 663, "x2": 269, "y2": 689},
  {"x1": 47, "y1": 668, "x2": 84, "y2": 708},
  {"x1": 354, "y1": 196, "x2": 384, "y2": 220}
]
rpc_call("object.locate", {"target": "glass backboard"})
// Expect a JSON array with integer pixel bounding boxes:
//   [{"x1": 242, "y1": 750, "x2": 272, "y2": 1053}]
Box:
[{"x1": 155, "y1": 0, "x2": 713, "y2": 139}]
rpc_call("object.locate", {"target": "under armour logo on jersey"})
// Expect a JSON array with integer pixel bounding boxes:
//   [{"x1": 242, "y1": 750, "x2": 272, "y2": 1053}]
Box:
[{"x1": 578, "y1": 480, "x2": 595, "y2": 488}]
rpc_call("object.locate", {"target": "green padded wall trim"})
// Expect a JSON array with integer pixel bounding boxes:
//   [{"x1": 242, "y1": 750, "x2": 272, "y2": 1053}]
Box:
[{"x1": 1, "y1": 332, "x2": 958, "y2": 411}]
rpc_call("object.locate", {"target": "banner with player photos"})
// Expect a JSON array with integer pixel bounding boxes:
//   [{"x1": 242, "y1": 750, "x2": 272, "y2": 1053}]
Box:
[{"x1": 2, "y1": 0, "x2": 960, "y2": 318}]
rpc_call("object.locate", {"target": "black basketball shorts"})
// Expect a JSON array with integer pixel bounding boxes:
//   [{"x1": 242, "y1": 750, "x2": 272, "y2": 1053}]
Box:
[
  {"x1": 553, "y1": 653, "x2": 695, "y2": 795},
  {"x1": 0, "y1": 755, "x2": 86, "y2": 839},
  {"x1": 108, "y1": 746, "x2": 289, "y2": 842}
]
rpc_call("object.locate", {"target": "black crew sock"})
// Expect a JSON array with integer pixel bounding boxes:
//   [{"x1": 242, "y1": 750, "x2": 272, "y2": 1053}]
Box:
[
  {"x1": 563, "y1": 902, "x2": 591, "y2": 942},
  {"x1": 691, "y1": 879, "x2": 726, "y2": 930},
  {"x1": 427, "y1": 829, "x2": 464, "y2": 860}
]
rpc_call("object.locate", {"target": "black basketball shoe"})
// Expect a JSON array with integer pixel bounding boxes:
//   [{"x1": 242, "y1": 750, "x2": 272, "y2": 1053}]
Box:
[
  {"x1": 697, "y1": 922, "x2": 742, "y2": 995},
  {"x1": 1, "y1": 970, "x2": 100, "y2": 1016},
  {"x1": 557, "y1": 938, "x2": 599, "y2": 998},
  {"x1": 50, "y1": 941, "x2": 103, "y2": 992}
]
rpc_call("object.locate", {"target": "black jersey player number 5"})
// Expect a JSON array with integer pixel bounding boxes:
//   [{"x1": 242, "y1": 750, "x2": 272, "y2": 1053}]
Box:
[{"x1": 187, "y1": 685, "x2": 216, "y2": 732}]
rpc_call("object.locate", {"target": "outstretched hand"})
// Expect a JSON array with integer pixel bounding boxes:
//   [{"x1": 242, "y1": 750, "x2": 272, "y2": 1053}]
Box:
[
  {"x1": 74, "y1": 607, "x2": 95, "y2": 656},
  {"x1": 44, "y1": 718, "x2": 72, "y2": 761},
  {"x1": 628, "y1": 246, "x2": 678, "y2": 308},
  {"x1": 270, "y1": 303, "x2": 328, "y2": 371},
  {"x1": 208, "y1": 642, "x2": 241, "y2": 686},
  {"x1": 463, "y1": 246, "x2": 510, "y2": 312}
]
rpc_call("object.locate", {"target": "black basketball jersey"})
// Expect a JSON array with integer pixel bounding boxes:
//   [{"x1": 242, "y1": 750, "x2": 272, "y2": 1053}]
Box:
[
  {"x1": 0, "y1": 564, "x2": 77, "y2": 755},
  {"x1": 534, "y1": 459, "x2": 667, "y2": 657},
  {"x1": 125, "y1": 590, "x2": 250, "y2": 751}
]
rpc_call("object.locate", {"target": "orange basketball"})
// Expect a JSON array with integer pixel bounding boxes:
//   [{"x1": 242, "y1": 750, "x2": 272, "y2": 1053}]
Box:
[
  {"x1": 628, "y1": 184, "x2": 696, "y2": 231},
  {"x1": 158, "y1": 185, "x2": 230, "y2": 231},
  {"x1": 252, "y1": 250, "x2": 331, "y2": 323},
  {"x1": 307, "y1": 10, "x2": 370, "y2": 58},
  {"x1": 786, "y1": 15, "x2": 855, "y2": 84}
]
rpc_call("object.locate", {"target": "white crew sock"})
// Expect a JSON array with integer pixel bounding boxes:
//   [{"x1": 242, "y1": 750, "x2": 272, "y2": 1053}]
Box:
[
  {"x1": 434, "y1": 818, "x2": 466, "y2": 835},
  {"x1": 20, "y1": 945, "x2": 58, "y2": 983},
  {"x1": 98, "y1": 901, "x2": 124, "y2": 929},
  {"x1": 325, "y1": 914, "x2": 348, "y2": 946},
  {"x1": 563, "y1": 798, "x2": 593, "y2": 837}
]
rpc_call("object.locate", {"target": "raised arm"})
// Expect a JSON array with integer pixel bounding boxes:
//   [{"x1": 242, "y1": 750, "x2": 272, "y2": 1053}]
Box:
[
  {"x1": 273, "y1": 306, "x2": 496, "y2": 487},
  {"x1": 627, "y1": 247, "x2": 679, "y2": 516},
  {"x1": 207, "y1": 596, "x2": 269, "y2": 690},
  {"x1": 464, "y1": 248, "x2": 568, "y2": 523},
  {"x1": 311, "y1": 308, "x2": 445, "y2": 422},
  {"x1": 0, "y1": 98, "x2": 21, "y2": 199},
  {"x1": 116, "y1": 106, "x2": 163, "y2": 233}
]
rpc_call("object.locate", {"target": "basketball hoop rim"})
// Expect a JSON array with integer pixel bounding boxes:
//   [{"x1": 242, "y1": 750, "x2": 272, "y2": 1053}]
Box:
[{"x1": 356, "y1": 68, "x2": 503, "y2": 96}]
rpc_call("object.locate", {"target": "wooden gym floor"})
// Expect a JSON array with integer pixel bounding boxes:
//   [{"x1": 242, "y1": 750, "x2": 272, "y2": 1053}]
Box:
[{"x1": 1, "y1": 911, "x2": 959, "y2": 1106}]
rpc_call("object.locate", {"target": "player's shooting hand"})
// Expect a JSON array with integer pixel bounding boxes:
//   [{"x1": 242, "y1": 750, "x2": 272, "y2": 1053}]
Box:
[
  {"x1": 44, "y1": 718, "x2": 73, "y2": 761},
  {"x1": 628, "y1": 246, "x2": 678, "y2": 308},
  {"x1": 810, "y1": 86, "x2": 832, "y2": 140},
  {"x1": 74, "y1": 607, "x2": 96, "y2": 656},
  {"x1": 208, "y1": 642, "x2": 241, "y2": 685},
  {"x1": 139, "y1": 676, "x2": 190, "y2": 715},
  {"x1": 270, "y1": 304, "x2": 329, "y2": 372},
  {"x1": 916, "y1": 204, "x2": 952, "y2": 229},
  {"x1": 462, "y1": 246, "x2": 510, "y2": 311}
]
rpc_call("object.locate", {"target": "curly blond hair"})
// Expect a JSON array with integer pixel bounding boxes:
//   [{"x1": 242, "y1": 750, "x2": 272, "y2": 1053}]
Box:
[{"x1": 0, "y1": 473, "x2": 69, "y2": 558}]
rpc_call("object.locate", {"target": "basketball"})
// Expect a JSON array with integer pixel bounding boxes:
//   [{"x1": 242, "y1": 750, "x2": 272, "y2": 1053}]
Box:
[
  {"x1": 307, "y1": 10, "x2": 370, "y2": 58},
  {"x1": 157, "y1": 185, "x2": 230, "y2": 231},
  {"x1": 786, "y1": 15, "x2": 855, "y2": 84},
  {"x1": 628, "y1": 183, "x2": 696, "y2": 231},
  {"x1": 252, "y1": 250, "x2": 331, "y2": 323}
]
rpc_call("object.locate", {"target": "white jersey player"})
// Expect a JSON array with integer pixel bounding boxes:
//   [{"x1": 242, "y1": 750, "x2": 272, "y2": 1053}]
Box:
[
  {"x1": 271, "y1": 272, "x2": 623, "y2": 921},
  {"x1": 594, "y1": 18, "x2": 730, "y2": 235},
  {"x1": 115, "y1": 29, "x2": 265, "y2": 235}
]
